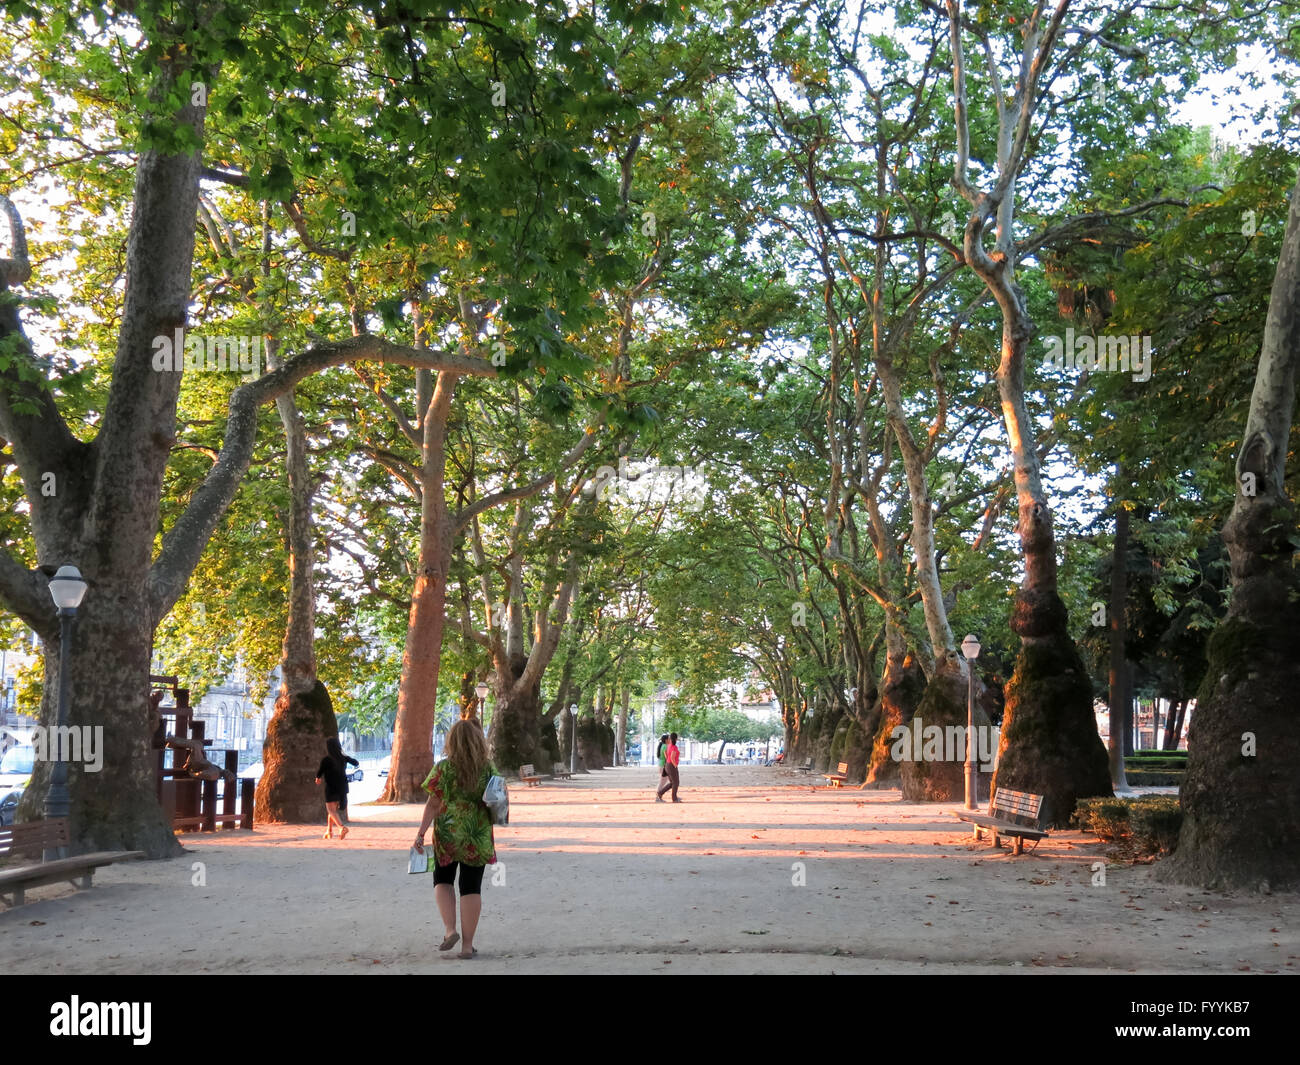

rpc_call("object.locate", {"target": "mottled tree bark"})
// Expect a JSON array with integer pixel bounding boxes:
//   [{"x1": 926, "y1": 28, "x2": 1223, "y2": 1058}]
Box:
[
  {"x1": 381, "y1": 370, "x2": 458, "y2": 802},
  {"x1": 257, "y1": 361, "x2": 337, "y2": 823},
  {"x1": 864, "y1": 626, "x2": 924, "y2": 786},
  {"x1": 1159, "y1": 165, "x2": 1300, "y2": 891}
]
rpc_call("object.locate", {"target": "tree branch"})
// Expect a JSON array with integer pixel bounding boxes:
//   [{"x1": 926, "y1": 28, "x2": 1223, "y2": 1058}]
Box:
[
  {"x1": 0, "y1": 194, "x2": 32, "y2": 285},
  {"x1": 0, "y1": 549, "x2": 56, "y2": 637},
  {"x1": 148, "y1": 335, "x2": 496, "y2": 622},
  {"x1": 452, "y1": 422, "x2": 601, "y2": 534}
]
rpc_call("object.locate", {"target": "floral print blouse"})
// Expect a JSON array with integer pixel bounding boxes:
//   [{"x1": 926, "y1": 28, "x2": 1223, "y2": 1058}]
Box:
[{"x1": 422, "y1": 759, "x2": 497, "y2": 867}]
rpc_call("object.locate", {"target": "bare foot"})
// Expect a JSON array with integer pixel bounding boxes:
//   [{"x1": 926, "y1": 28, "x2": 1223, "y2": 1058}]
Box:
[{"x1": 339, "y1": 826, "x2": 349, "y2": 840}]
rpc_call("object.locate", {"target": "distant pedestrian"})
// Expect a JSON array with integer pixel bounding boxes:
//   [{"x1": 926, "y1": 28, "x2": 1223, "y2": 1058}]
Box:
[
  {"x1": 315, "y1": 737, "x2": 358, "y2": 840},
  {"x1": 414, "y1": 719, "x2": 498, "y2": 959},
  {"x1": 662, "y1": 731, "x2": 682, "y2": 802},
  {"x1": 655, "y1": 733, "x2": 671, "y2": 802}
]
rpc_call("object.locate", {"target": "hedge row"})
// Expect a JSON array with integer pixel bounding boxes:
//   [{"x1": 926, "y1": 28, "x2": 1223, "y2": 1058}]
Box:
[
  {"x1": 1072, "y1": 795, "x2": 1183, "y2": 855},
  {"x1": 1124, "y1": 768, "x2": 1185, "y2": 786}
]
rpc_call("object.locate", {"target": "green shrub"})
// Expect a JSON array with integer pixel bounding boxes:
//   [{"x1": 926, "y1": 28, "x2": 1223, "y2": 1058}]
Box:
[
  {"x1": 1130, "y1": 797, "x2": 1183, "y2": 853},
  {"x1": 1124, "y1": 768, "x2": 1185, "y2": 786},
  {"x1": 1072, "y1": 797, "x2": 1132, "y2": 840},
  {"x1": 1073, "y1": 795, "x2": 1183, "y2": 854},
  {"x1": 1125, "y1": 754, "x2": 1187, "y2": 771}
]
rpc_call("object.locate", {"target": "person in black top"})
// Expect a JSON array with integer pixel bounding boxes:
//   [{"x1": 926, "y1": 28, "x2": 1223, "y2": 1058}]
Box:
[{"x1": 315, "y1": 737, "x2": 359, "y2": 840}]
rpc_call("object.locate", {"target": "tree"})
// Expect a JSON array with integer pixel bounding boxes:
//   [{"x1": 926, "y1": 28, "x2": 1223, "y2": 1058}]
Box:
[
  {"x1": 1158, "y1": 163, "x2": 1300, "y2": 891},
  {"x1": 0, "y1": 3, "x2": 494, "y2": 855},
  {"x1": 664, "y1": 702, "x2": 776, "y2": 763},
  {"x1": 937, "y1": 0, "x2": 1135, "y2": 822}
]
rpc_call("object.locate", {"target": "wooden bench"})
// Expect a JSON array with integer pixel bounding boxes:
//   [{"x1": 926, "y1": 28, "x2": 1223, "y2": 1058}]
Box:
[
  {"x1": 955, "y1": 788, "x2": 1049, "y2": 855},
  {"x1": 552, "y1": 762, "x2": 572, "y2": 780},
  {"x1": 518, "y1": 764, "x2": 542, "y2": 787},
  {"x1": 825, "y1": 761, "x2": 849, "y2": 787},
  {"x1": 795, "y1": 757, "x2": 814, "y2": 773},
  {"x1": 0, "y1": 818, "x2": 145, "y2": 908}
]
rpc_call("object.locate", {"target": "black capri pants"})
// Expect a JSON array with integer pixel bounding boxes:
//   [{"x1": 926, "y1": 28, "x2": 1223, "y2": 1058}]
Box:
[{"x1": 433, "y1": 860, "x2": 486, "y2": 896}]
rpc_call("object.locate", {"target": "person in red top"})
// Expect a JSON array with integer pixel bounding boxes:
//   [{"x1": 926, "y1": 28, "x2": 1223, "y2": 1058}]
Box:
[{"x1": 661, "y1": 731, "x2": 682, "y2": 803}]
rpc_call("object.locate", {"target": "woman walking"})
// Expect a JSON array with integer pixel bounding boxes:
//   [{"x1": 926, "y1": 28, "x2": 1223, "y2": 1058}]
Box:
[
  {"x1": 414, "y1": 719, "x2": 498, "y2": 959},
  {"x1": 315, "y1": 737, "x2": 358, "y2": 840},
  {"x1": 657, "y1": 731, "x2": 682, "y2": 803},
  {"x1": 666, "y1": 731, "x2": 682, "y2": 802},
  {"x1": 654, "y1": 733, "x2": 670, "y2": 802}
]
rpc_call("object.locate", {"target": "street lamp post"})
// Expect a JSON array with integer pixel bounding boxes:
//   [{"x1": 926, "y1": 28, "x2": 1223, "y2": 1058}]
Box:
[
  {"x1": 475, "y1": 681, "x2": 489, "y2": 727},
  {"x1": 45, "y1": 565, "x2": 88, "y2": 859},
  {"x1": 569, "y1": 703, "x2": 578, "y2": 774},
  {"x1": 960, "y1": 634, "x2": 981, "y2": 811}
]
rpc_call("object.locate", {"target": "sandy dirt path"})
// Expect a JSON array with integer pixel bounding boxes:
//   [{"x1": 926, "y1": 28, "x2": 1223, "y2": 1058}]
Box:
[{"x1": 2, "y1": 766, "x2": 1295, "y2": 974}]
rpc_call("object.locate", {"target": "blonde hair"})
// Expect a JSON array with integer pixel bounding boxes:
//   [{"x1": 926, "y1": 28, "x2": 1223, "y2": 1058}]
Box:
[{"x1": 446, "y1": 718, "x2": 489, "y2": 788}]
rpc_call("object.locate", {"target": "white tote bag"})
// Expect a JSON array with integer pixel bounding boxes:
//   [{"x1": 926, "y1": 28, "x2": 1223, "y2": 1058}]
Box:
[{"x1": 482, "y1": 775, "x2": 509, "y2": 826}]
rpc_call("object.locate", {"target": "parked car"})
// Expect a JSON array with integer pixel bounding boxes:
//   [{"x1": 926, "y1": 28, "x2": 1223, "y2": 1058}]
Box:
[
  {"x1": 347, "y1": 763, "x2": 363, "y2": 782},
  {"x1": 378, "y1": 755, "x2": 391, "y2": 778},
  {"x1": 0, "y1": 745, "x2": 34, "y2": 791},
  {"x1": 241, "y1": 761, "x2": 264, "y2": 779},
  {"x1": 0, "y1": 785, "x2": 22, "y2": 827}
]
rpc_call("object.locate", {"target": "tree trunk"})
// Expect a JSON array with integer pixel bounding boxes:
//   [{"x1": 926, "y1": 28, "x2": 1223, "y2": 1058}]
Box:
[
  {"x1": 809, "y1": 694, "x2": 842, "y2": 772},
  {"x1": 864, "y1": 631, "x2": 925, "y2": 786},
  {"x1": 549, "y1": 679, "x2": 578, "y2": 770},
  {"x1": 258, "y1": 680, "x2": 337, "y2": 822},
  {"x1": 1108, "y1": 500, "x2": 1131, "y2": 790},
  {"x1": 380, "y1": 371, "x2": 458, "y2": 802},
  {"x1": 900, "y1": 658, "x2": 993, "y2": 802},
  {"x1": 615, "y1": 685, "x2": 629, "y2": 766},
  {"x1": 20, "y1": 597, "x2": 179, "y2": 856},
  {"x1": 986, "y1": 311, "x2": 1113, "y2": 824},
  {"x1": 877, "y1": 349, "x2": 955, "y2": 663},
  {"x1": 258, "y1": 347, "x2": 336, "y2": 822},
  {"x1": 1159, "y1": 166, "x2": 1300, "y2": 891},
  {"x1": 483, "y1": 542, "x2": 580, "y2": 773},
  {"x1": 577, "y1": 712, "x2": 613, "y2": 769},
  {"x1": 487, "y1": 654, "x2": 546, "y2": 774},
  {"x1": 1163, "y1": 698, "x2": 1187, "y2": 751}
]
